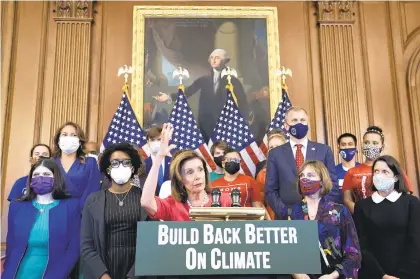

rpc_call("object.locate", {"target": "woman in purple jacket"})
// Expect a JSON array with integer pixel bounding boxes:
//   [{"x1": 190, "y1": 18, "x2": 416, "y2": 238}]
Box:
[{"x1": 3, "y1": 158, "x2": 80, "y2": 279}]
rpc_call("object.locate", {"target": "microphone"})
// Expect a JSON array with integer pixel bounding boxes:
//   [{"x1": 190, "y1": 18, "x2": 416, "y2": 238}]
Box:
[
  {"x1": 211, "y1": 188, "x2": 221, "y2": 207},
  {"x1": 230, "y1": 188, "x2": 241, "y2": 207}
]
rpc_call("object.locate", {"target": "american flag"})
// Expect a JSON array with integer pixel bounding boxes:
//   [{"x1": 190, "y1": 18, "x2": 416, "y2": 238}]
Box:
[
  {"x1": 259, "y1": 87, "x2": 292, "y2": 156},
  {"x1": 101, "y1": 93, "x2": 150, "y2": 158},
  {"x1": 169, "y1": 88, "x2": 216, "y2": 170},
  {"x1": 209, "y1": 88, "x2": 265, "y2": 176}
]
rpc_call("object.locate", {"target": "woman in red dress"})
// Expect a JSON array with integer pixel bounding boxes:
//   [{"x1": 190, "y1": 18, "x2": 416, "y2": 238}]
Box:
[{"x1": 141, "y1": 123, "x2": 230, "y2": 221}]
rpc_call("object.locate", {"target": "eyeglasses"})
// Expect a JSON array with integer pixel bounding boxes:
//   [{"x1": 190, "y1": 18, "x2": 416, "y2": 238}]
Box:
[
  {"x1": 110, "y1": 159, "x2": 132, "y2": 168},
  {"x1": 225, "y1": 158, "x2": 241, "y2": 163}
]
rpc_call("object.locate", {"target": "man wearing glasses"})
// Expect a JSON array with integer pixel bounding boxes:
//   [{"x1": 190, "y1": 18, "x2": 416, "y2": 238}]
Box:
[{"x1": 211, "y1": 147, "x2": 264, "y2": 208}]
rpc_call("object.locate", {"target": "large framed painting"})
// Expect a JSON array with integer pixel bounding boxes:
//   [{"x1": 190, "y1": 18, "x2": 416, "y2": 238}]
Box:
[{"x1": 132, "y1": 6, "x2": 281, "y2": 142}]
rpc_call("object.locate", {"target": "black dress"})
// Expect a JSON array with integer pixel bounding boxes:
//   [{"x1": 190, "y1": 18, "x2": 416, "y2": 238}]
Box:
[
  {"x1": 105, "y1": 187, "x2": 143, "y2": 279},
  {"x1": 354, "y1": 192, "x2": 420, "y2": 279}
]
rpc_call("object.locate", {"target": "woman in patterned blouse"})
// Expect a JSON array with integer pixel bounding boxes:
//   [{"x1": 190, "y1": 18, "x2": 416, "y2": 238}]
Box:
[{"x1": 281, "y1": 160, "x2": 361, "y2": 279}]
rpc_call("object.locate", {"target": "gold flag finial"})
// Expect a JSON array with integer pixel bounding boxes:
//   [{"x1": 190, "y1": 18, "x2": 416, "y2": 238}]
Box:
[
  {"x1": 276, "y1": 66, "x2": 292, "y2": 89},
  {"x1": 117, "y1": 65, "x2": 133, "y2": 94},
  {"x1": 172, "y1": 67, "x2": 190, "y2": 89},
  {"x1": 221, "y1": 67, "x2": 239, "y2": 105}
]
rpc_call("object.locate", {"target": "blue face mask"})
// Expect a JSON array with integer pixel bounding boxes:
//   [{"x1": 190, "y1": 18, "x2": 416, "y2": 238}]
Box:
[
  {"x1": 289, "y1": 123, "x2": 308, "y2": 140},
  {"x1": 339, "y1": 148, "x2": 357, "y2": 162}
]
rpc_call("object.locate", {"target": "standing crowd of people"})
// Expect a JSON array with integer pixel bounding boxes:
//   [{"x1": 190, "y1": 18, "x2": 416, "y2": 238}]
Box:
[{"x1": 3, "y1": 106, "x2": 420, "y2": 279}]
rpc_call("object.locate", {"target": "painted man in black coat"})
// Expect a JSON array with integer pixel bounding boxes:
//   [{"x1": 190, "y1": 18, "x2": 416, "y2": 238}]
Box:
[{"x1": 154, "y1": 49, "x2": 250, "y2": 142}]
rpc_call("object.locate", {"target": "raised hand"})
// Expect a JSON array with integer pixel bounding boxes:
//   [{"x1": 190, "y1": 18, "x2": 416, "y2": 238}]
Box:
[
  {"x1": 155, "y1": 123, "x2": 176, "y2": 160},
  {"x1": 153, "y1": 92, "x2": 169, "y2": 102}
]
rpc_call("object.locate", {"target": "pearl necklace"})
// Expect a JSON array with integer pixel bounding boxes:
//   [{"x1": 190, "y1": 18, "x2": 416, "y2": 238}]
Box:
[{"x1": 187, "y1": 192, "x2": 209, "y2": 207}]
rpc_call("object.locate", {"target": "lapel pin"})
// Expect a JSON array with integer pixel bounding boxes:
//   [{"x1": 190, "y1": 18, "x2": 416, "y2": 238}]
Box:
[{"x1": 312, "y1": 147, "x2": 315, "y2": 150}]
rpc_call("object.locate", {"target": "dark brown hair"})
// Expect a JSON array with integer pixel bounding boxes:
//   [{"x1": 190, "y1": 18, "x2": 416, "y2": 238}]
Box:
[
  {"x1": 146, "y1": 126, "x2": 162, "y2": 141},
  {"x1": 372, "y1": 155, "x2": 410, "y2": 193},
  {"x1": 364, "y1": 125, "x2": 384, "y2": 144},
  {"x1": 30, "y1": 144, "x2": 52, "y2": 157},
  {"x1": 170, "y1": 150, "x2": 210, "y2": 203},
  {"x1": 53, "y1": 122, "x2": 86, "y2": 163},
  {"x1": 18, "y1": 159, "x2": 69, "y2": 201}
]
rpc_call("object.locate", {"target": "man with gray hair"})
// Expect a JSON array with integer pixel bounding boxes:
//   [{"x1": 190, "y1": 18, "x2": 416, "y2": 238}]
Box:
[{"x1": 154, "y1": 48, "x2": 249, "y2": 142}]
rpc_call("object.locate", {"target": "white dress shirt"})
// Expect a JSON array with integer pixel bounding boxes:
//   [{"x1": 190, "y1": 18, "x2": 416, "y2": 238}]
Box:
[
  {"x1": 371, "y1": 190, "x2": 402, "y2": 204},
  {"x1": 158, "y1": 180, "x2": 172, "y2": 199},
  {"x1": 289, "y1": 138, "x2": 309, "y2": 160},
  {"x1": 213, "y1": 69, "x2": 221, "y2": 93}
]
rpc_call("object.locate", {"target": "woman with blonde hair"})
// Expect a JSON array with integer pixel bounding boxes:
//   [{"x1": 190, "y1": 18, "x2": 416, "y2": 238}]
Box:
[
  {"x1": 282, "y1": 161, "x2": 361, "y2": 279},
  {"x1": 141, "y1": 123, "x2": 230, "y2": 221}
]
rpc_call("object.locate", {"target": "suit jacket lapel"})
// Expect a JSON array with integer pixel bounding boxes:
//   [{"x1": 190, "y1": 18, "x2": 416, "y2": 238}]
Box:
[
  {"x1": 90, "y1": 191, "x2": 106, "y2": 254},
  {"x1": 306, "y1": 141, "x2": 318, "y2": 161},
  {"x1": 284, "y1": 144, "x2": 297, "y2": 175}
]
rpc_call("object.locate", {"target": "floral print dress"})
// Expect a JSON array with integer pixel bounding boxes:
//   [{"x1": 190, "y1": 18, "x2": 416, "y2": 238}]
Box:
[{"x1": 281, "y1": 197, "x2": 361, "y2": 279}]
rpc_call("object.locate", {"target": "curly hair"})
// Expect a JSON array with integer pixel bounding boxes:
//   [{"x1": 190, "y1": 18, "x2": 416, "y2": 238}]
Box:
[{"x1": 100, "y1": 142, "x2": 142, "y2": 181}]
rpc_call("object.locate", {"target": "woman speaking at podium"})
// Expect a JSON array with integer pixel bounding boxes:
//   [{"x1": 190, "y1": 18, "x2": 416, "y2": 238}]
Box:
[{"x1": 141, "y1": 123, "x2": 230, "y2": 221}]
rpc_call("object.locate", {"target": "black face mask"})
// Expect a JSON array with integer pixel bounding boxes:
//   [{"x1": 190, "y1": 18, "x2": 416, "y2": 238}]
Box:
[
  {"x1": 224, "y1": 161, "x2": 241, "y2": 175},
  {"x1": 214, "y1": 156, "x2": 224, "y2": 168}
]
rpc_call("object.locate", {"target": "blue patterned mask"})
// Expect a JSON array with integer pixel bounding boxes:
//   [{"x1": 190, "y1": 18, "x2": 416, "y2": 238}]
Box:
[{"x1": 339, "y1": 148, "x2": 357, "y2": 162}]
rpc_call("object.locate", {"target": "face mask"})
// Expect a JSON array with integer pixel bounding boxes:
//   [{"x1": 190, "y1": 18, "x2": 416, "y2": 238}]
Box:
[
  {"x1": 299, "y1": 178, "x2": 322, "y2": 196},
  {"x1": 59, "y1": 136, "x2": 80, "y2": 154},
  {"x1": 362, "y1": 145, "x2": 381, "y2": 160},
  {"x1": 289, "y1": 123, "x2": 308, "y2": 140},
  {"x1": 110, "y1": 166, "x2": 133, "y2": 185},
  {"x1": 86, "y1": 153, "x2": 98, "y2": 162},
  {"x1": 373, "y1": 174, "x2": 396, "y2": 191},
  {"x1": 224, "y1": 161, "x2": 241, "y2": 175},
  {"x1": 150, "y1": 141, "x2": 161, "y2": 155},
  {"x1": 339, "y1": 148, "x2": 357, "y2": 162},
  {"x1": 30, "y1": 176, "x2": 54, "y2": 195},
  {"x1": 214, "y1": 156, "x2": 224, "y2": 168}
]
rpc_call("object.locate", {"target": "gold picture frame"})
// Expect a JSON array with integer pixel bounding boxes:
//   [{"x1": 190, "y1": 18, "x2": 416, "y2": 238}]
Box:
[{"x1": 132, "y1": 5, "x2": 281, "y2": 127}]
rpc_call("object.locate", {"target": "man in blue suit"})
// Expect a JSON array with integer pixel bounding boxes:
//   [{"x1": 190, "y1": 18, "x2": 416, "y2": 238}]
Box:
[
  {"x1": 265, "y1": 107, "x2": 340, "y2": 218},
  {"x1": 145, "y1": 126, "x2": 171, "y2": 196}
]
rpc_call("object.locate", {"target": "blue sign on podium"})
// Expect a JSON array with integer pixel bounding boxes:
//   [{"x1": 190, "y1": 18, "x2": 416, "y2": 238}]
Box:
[{"x1": 135, "y1": 221, "x2": 321, "y2": 276}]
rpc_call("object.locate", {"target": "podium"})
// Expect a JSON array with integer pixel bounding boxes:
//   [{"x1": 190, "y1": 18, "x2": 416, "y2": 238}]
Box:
[{"x1": 189, "y1": 207, "x2": 266, "y2": 221}]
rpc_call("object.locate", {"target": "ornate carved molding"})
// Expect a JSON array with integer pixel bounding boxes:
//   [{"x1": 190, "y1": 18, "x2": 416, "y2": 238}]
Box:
[
  {"x1": 54, "y1": 0, "x2": 93, "y2": 20},
  {"x1": 317, "y1": 4, "x2": 361, "y2": 162},
  {"x1": 50, "y1": 2, "x2": 94, "y2": 139},
  {"x1": 317, "y1": 1, "x2": 355, "y2": 24}
]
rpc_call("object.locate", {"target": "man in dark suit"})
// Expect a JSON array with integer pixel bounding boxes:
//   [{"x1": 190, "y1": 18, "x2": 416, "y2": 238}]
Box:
[
  {"x1": 144, "y1": 126, "x2": 171, "y2": 196},
  {"x1": 154, "y1": 49, "x2": 249, "y2": 142},
  {"x1": 265, "y1": 107, "x2": 340, "y2": 218}
]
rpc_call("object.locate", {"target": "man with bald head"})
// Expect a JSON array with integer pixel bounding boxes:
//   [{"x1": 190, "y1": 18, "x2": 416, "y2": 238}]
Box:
[
  {"x1": 265, "y1": 107, "x2": 340, "y2": 218},
  {"x1": 154, "y1": 48, "x2": 249, "y2": 141}
]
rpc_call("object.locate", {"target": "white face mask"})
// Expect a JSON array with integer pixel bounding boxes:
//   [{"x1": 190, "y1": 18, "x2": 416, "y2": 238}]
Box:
[
  {"x1": 373, "y1": 174, "x2": 397, "y2": 191},
  {"x1": 110, "y1": 166, "x2": 133, "y2": 185},
  {"x1": 59, "y1": 136, "x2": 80, "y2": 154},
  {"x1": 149, "y1": 141, "x2": 161, "y2": 155},
  {"x1": 86, "y1": 153, "x2": 98, "y2": 162}
]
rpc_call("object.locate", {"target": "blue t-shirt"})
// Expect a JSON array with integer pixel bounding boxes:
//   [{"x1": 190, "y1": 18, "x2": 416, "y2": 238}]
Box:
[
  {"x1": 335, "y1": 163, "x2": 360, "y2": 190},
  {"x1": 8, "y1": 176, "x2": 28, "y2": 201}
]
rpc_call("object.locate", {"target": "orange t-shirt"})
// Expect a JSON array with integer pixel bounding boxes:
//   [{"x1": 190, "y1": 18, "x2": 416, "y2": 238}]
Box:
[
  {"x1": 342, "y1": 163, "x2": 413, "y2": 202},
  {"x1": 256, "y1": 168, "x2": 275, "y2": 219},
  {"x1": 212, "y1": 173, "x2": 262, "y2": 207},
  {"x1": 342, "y1": 164, "x2": 373, "y2": 202}
]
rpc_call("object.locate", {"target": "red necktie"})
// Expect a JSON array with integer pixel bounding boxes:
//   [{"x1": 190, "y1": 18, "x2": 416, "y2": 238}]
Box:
[{"x1": 295, "y1": 144, "x2": 304, "y2": 170}]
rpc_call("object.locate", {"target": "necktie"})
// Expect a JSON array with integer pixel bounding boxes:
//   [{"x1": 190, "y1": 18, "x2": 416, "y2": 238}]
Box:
[
  {"x1": 157, "y1": 164, "x2": 164, "y2": 194},
  {"x1": 295, "y1": 144, "x2": 304, "y2": 170}
]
